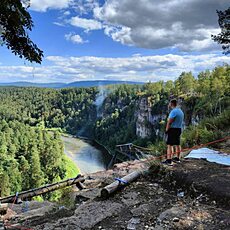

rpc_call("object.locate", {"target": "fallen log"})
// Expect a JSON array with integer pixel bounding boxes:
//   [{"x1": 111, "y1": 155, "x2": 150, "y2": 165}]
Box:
[
  {"x1": 101, "y1": 170, "x2": 142, "y2": 198},
  {"x1": 0, "y1": 175, "x2": 85, "y2": 204}
]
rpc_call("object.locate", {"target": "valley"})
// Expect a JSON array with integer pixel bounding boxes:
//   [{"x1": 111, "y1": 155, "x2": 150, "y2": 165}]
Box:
[{"x1": 0, "y1": 64, "x2": 229, "y2": 201}]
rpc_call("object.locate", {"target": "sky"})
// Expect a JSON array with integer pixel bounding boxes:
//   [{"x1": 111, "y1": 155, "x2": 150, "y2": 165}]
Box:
[{"x1": 0, "y1": 0, "x2": 229, "y2": 83}]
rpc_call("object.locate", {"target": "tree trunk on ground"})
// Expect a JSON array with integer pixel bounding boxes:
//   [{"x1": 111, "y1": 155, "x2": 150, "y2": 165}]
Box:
[
  {"x1": 0, "y1": 176, "x2": 85, "y2": 204},
  {"x1": 101, "y1": 171, "x2": 142, "y2": 198}
]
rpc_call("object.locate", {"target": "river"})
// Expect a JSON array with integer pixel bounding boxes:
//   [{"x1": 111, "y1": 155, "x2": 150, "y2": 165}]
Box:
[{"x1": 61, "y1": 135, "x2": 112, "y2": 174}]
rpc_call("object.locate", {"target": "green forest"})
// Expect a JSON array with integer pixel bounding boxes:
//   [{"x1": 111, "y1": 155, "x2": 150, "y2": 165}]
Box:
[
  {"x1": 0, "y1": 121, "x2": 78, "y2": 199},
  {"x1": 95, "y1": 64, "x2": 230, "y2": 152},
  {"x1": 0, "y1": 64, "x2": 229, "y2": 198}
]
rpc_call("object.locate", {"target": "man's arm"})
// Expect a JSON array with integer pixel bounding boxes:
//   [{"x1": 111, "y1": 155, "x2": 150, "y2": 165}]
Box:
[{"x1": 166, "y1": 118, "x2": 174, "y2": 132}]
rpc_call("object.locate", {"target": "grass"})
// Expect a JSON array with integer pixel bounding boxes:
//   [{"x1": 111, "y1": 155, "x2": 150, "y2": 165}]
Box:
[{"x1": 64, "y1": 155, "x2": 81, "y2": 178}]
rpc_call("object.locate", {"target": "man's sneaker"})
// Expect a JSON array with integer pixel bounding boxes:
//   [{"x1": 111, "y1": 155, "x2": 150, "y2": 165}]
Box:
[
  {"x1": 162, "y1": 159, "x2": 173, "y2": 166},
  {"x1": 172, "y1": 157, "x2": 181, "y2": 163}
]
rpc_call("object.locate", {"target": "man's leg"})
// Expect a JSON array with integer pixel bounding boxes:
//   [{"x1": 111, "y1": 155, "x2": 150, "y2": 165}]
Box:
[
  {"x1": 167, "y1": 145, "x2": 173, "y2": 160},
  {"x1": 172, "y1": 129, "x2": 182, "y2": 161},
  {"x1": 175, "y1": 145, "x2": 181, "y2": 158},
  {"x1": 163, "y1": 129, "x2": 173, "y2": 165},
  {"x1": 171, "y1": 145, "x2": 175, "y2": 158},
  {"x1": 161, "y1": 145, "x2": 173, "y2": 165}
]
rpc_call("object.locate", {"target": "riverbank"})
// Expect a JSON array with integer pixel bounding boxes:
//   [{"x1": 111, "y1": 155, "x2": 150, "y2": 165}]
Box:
[
  {"x1": 3, "y1": 153, "x2": 230, "y2": 230},
  {"x1": 63, "y1": 155, "x2": 81, "y2": 178},
  {"x1": 61, "y1": 135, "x2": 112, "y2": 174}
]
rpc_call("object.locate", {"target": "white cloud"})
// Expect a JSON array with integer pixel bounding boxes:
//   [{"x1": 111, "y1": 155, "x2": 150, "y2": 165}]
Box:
[
  {"x1": 53, "y1": 22, "x2": 65, "y2": 27},
  {"x1": 30, "y1": 0, "x2": 72, "y2": 12},
  {"x1": 72, "y1": 0, "x2": 99, "y2": 15},
  {"x1": 93, "y1": 0, "x2": 229, "y2": 51},
  {"x1": 65, "y1": 33, "x2": 87, "y2": 44},
  {"x1": 69, "y1": 16, "x2": 102, "y2": 31},
  {"x1": 30, "y1": 0, "x2": 229, "y2": 52},
  {"x1": 29, "y1": 0, "x2": 229, "y2": 52},
  {"x1": 63, "y1": 11, "x2": 71, "y2": 16},
  {"x1": 104, "y1": 25, "x2": 132, "y2": 45},
  {"x1": 0, "y1": 54, "x2": 229, "y2": 83}
]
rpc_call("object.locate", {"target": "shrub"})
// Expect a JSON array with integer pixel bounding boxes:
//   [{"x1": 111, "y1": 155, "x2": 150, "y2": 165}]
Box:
[{"x1": 182, "y1": 109, "x2": 230, "y2": 148}]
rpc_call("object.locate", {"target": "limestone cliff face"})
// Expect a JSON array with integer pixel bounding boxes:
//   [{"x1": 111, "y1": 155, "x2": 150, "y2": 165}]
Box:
[
  {"x1": 98, "y1": 93, "x2": 200, "y2": 141},
  {"x1": 136, "y1": 97, "x2": 167, "y2": 138},
  {"x1": 136, "y1": 97, "x2": 152, "y2": 138},
  {"x1": 136, "y1": 97, "x2": 200, "y2": 138},
  {"x1": 135, "y1": 96, "x2": 202, "y2": 139}
]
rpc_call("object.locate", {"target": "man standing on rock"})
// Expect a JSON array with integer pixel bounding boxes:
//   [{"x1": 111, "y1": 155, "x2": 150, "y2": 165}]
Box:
[{"x1": 163, "y1": 99, "x2": 184, "y2": 165}]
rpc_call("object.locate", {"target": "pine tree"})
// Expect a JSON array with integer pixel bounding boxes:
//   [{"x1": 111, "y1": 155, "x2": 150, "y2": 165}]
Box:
[{"x1": 29, "y1": 146, "x2": 44, "y2": 188}]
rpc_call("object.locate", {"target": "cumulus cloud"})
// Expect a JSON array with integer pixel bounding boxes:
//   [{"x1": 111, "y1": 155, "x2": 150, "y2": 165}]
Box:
[
  {"x1": 30, "y1": 0, "x2": 72, "y2": 12},
  {"x1": 93, "y1": 0, "x2": 229, "y2": 51},
  {"x1": 72, "y1": 0, "x2": 99, "y2": 15},
  {"x1": 65, "y1": 33, "x2": 87, "y2": 44},
  {"x1": 0, "y1": 54, "x2": 229, "y2": 83},
  {"x1": 69, "y1": 16, "x2": 102, "y2": 31},
  {"x1": 29, "y1": 0, "x2": 229, "y2": 52}
]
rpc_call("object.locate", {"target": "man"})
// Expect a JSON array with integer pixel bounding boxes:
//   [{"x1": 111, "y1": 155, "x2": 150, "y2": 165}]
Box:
[{"x1": 163, "y1": 99, "x2": 184, "y2": 165}]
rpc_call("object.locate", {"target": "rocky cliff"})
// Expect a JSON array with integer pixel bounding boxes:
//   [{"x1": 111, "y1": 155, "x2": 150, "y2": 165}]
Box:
[
  {"x1": 3, "y1": 154, "x2": 230, "y2": 230},
  {"x1": 136, "y1": 96, "x2": 167, "y2": 139},
  {"x1": 135, "y1": 95, "x2": 201, "y2": 139}
]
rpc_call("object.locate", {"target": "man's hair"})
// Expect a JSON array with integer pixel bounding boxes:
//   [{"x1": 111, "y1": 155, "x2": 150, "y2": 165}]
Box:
[{"x1": 170, "y1": 99, "x2": 177, "y2": 107}]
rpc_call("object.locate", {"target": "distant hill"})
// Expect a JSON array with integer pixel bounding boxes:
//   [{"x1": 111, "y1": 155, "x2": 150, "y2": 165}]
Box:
[
  {"x1": 0, "y1": 80, "x2": 144, "y2": 88},
  {"x1": 0, "y1": 82, "x2": 64, "y2": 88},
  {"x1": 67, "y1": 80, "x2": 144, "y2": 88}
]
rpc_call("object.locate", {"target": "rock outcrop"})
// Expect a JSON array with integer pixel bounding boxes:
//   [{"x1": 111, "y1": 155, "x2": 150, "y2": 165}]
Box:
[
  {"x1": 136, "y1": 96, "x2": 166, "y2": 138},
  {"x1": 3, "y1": 157, "x2": 230, "y2": 230}
]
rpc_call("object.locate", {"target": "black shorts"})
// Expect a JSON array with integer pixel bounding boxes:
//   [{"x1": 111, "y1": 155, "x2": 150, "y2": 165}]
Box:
[{"x1": 166, "y1": 128, "x2": 182, "y2": 145}]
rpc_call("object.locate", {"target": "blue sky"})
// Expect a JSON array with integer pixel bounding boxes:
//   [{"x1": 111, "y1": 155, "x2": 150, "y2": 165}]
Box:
[{"x1": 0, "y1": 0, "x2": 229, "y2": 83}]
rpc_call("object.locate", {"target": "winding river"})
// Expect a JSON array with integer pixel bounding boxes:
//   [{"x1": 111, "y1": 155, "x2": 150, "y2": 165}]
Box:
[{"x1": 61, "y1": 135, "x2": 112, "y2": 174}]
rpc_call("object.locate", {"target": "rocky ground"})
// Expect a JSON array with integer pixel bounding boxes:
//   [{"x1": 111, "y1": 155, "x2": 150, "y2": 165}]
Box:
[{"x1": 2, "y1": 156, "x2": 230, "y2": 230}]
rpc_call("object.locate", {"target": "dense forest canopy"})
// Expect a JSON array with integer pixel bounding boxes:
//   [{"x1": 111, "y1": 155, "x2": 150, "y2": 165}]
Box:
[
  {"x1": 0, "y1": 121, "x2": 73, "y2": 198},
  {"x1": 0, "y1": 64, "x2": 229, "y2": 197},
  {"x1": 0, "y1": 87, "x2": 98, "y2": 134}
]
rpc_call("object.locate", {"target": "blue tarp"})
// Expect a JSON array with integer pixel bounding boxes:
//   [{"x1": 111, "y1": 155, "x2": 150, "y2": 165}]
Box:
[{"x1": 185, "y1": 148, "x2": 230, "y2": 166}]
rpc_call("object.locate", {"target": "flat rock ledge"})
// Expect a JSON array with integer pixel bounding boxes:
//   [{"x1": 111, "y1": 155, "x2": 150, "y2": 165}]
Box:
[{"x1": 4, "y1": 158, "x2": 230, "y2": 230}]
